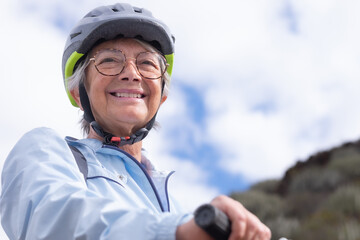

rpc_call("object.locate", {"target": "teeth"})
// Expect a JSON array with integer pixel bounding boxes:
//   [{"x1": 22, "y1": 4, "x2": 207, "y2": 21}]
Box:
[{"x1": 113, "y1": 92, "x2": 142, "y2": 98}]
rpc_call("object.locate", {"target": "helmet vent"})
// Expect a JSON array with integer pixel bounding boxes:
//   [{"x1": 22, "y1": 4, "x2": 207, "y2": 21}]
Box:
[
  {"x1": 111, "y1": 8, "x2": 119, "y2": 12},
  {"x1": 70, "y1": 32, "x2": 82, "y2": 39},
  {"x1": 133, "y1": 7, "x2": 143, "y2": 13}
]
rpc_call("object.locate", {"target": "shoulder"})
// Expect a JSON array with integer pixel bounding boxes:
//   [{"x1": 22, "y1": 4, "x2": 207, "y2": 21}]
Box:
[
  {"x1": 3, "y1": 127, "x2": 83, "y2": 181},
  {"x1": 21, "y1": 127, "x2": 63, "y2": 141},
  {"x1": 14, "y1": 127, "x2": 66, "y2": 149},
  {"x1": 6, "y1": 127, "x2": 70, "y2": 164}
]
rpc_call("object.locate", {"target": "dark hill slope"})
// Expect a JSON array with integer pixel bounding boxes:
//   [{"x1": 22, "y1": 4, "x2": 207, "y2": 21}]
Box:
[{"x1": 230, "y1": 139, "x2": 360, "y2": 240}]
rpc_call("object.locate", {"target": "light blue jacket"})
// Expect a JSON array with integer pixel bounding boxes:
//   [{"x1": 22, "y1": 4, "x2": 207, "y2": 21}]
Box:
[{"x1": 0, "y1": 128, "x2": 191, "y2": 240}]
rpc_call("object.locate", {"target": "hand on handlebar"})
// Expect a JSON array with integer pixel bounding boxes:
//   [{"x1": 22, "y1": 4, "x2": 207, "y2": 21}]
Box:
[
  {"x1": 176, "y1": 195, "x2": 271, "y2": 240},
  {"x1": 209, "y1": 195, "x2": 271, "y2": 240}
]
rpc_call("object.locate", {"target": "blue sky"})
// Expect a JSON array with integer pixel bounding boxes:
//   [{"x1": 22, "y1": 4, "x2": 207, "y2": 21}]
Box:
[{"x1": 2, "y1": 4, "x2": 360, "y2": 239}]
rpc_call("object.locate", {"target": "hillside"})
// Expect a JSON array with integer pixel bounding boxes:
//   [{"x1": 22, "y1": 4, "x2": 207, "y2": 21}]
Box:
[{"x1": 230, "y1": 140, "x2": 360, "y2": 240}]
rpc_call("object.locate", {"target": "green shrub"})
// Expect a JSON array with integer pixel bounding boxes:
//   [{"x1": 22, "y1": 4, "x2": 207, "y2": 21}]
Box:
[
  {"x1": 330, "y1": 147, "x2": 360, "y2": 161},
  {"x1": 265, "y1": 216, "x2": 299, "y2": 240},
  {"x1": 338, "y1": 219, "x2": 360, "y2": 240},
  {"x1": 322, "y1": 184, "x2": 360, "y2": 217},
  {"x1": 288, "y1": 167, "x2": 345, "y2": 193},
  {"x1": 284, "y1": 192, "x2": 325, "y2": 219},
  {"x1": 230, "y1": 190, "x2": 284, "y2": 221},
  {"x1": 328, "y1": 147, "x2": 360, "y2": 179},
  {"x1": 291, "y1": 210, "x2": 342, "y2": 240}
]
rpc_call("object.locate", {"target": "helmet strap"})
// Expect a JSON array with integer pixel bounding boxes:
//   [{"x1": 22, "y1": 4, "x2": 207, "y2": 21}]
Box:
[
  {"x1": 79, "y1": 81, "x2": 162, "y2": 147},
  {"x1": 79, "y1": 82, "x2": 95, "y2": 123},
  {"x1": 90, "y1": 115, "x2": 155, "y2": 147}
]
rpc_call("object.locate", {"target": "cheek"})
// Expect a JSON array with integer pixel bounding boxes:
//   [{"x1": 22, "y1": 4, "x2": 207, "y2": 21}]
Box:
[
  {"x1": 86, "y1": 72, "x2": 106, "y2": 99},
  {"x1": 148, "y1": 81, "x2": 163, "y2": 99}
]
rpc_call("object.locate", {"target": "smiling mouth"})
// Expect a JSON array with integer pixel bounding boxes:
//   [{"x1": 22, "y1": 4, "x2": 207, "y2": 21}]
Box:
[{"x1": 110, "y1": 92, "x2": 145, "y2": 98}]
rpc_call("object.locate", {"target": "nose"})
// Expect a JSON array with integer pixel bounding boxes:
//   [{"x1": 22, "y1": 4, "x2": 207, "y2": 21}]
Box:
[{"x1": 119, "y1": 57, "x2": 141, "y2": 82}]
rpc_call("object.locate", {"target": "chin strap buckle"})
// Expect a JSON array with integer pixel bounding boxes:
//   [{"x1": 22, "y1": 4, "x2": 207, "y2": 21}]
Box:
[
  {"x1": 110, "y1": 136, "x2": 130, "y2": 146},
  {"x1": 91, "y1": 119, "x2": 153, "y2": 147},
  {"x1": 108, "y1": 128, "x2": 149, "y2": 147}
]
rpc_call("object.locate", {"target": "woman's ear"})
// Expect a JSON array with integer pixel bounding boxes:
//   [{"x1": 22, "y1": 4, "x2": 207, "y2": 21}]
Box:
[
  {"x1": 70, "y1": 89, "x2": 83, "y2": 110},
  {"x1": 160, "y1": 95, "x2": 167, "y2": 105}
]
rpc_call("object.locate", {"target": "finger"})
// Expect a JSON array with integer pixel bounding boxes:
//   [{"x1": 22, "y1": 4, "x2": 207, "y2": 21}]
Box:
[
  {"x1": 243, "y1": 211, "x2": 262, "y2": 240},
  {"x1": 259, "y1": 225, "x2": 272, "y2": 240},
  {"x1": 236, "y1": 207, "x2": 271, "y2": 240},
  {"x1": 250, "y1": 222, "x2": 272, "y2": 240},
  {"x1": 211, "y1": 196, "x2": 247, "y2": 239},
  {"x1": 211, "y1": 196, "x2": 271, "y2": 240},
  {"x1": 229, "y1": 217, "x2": 247, "y2": 240}
]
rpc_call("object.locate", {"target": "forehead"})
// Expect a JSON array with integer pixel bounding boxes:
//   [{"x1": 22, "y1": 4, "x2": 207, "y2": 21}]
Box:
[{"x1": 90, "y1": 38, "x2": 148, "y2": 56}]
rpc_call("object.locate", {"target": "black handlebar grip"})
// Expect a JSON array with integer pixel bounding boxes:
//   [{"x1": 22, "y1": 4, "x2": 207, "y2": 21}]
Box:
[{"x1": 194, "y1": 204, "x2": 231, "y2": 240}]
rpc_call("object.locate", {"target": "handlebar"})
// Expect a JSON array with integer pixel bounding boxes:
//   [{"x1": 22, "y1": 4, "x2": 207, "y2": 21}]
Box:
[
  {"x1": 194, "y1": 204, "x2": 288, "y2": 240},
  {"x1": 194, "y1": 204, "x2": 231, "y2": 240}
]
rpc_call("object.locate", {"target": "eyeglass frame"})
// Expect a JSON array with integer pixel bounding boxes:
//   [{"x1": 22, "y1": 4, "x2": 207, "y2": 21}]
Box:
[{"x1": 89, "y1": 48, "x2": 169, "y2": 80}]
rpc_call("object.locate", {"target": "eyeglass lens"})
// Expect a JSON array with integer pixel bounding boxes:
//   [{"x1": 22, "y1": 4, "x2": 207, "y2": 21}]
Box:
[{"x1": 93, "y1": 49, "x2": 166, "y2": 79}]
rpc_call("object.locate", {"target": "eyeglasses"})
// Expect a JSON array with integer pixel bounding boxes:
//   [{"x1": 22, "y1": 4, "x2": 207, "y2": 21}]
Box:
[{"x1": 89, "y1": 49, "x2": 168, "y2": 79}]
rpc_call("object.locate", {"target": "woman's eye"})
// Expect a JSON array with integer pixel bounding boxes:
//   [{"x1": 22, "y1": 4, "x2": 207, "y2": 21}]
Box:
[
  {"x1": 99, "y1": 57, "x2": 117, "y2": 64},
  {"x1": 139, "y1": 60, "x2": 157, "y2": 68}
]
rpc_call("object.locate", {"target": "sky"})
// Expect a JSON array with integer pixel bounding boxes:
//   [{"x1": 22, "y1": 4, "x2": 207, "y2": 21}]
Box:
[{"x1": 1, "y1": 0, "x2": 360, "y2": 238}]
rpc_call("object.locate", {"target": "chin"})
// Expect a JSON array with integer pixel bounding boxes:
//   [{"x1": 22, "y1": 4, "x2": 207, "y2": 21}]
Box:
[{"x1": 113, "y1": 115, "x2": 148, "y2": 125}]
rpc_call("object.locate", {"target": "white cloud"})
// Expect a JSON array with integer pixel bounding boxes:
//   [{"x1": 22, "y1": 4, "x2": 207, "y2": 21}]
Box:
[
  {"x1": 201, "y1": 0, "x2": 360, "y2": 182},
  {"x1": 0, "y1": 0, "x2": 82, "y2": 161}
]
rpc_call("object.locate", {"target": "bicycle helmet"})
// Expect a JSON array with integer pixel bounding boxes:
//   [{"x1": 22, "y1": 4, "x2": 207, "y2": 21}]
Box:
[{"x1": 61, "y1": 3, "x2": 175, "y2": 146}]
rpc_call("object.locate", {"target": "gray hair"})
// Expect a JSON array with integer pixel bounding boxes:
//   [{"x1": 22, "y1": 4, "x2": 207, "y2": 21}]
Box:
[{"x1": 66, "y1": 39, "x2": 171, "y2": 136}]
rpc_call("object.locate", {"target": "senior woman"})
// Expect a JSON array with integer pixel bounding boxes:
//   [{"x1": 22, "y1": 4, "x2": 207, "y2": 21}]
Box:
[{"x1": 0, "y1": 3, "x2": 271, "y2": 240}]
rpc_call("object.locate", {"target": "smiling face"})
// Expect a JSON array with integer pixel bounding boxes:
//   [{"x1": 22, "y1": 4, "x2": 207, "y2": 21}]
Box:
[{"x1": 83, "y1": 38, "x2": 166, "y2": 137}]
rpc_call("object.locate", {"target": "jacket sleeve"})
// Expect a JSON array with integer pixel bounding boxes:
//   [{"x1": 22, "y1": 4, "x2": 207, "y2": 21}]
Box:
[{"x1": 0, "y1": 128, "x2": 190, "y2": 240}]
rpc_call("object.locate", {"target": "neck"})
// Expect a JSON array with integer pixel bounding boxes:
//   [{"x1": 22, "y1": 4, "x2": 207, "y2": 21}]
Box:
[
  {"x1": 87, "y1": 127, "x2": 143, "y2": 162},
  {"x1": 119, "y1": 142, "x2": 143, "y2": 162}
]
